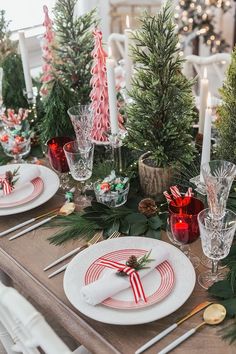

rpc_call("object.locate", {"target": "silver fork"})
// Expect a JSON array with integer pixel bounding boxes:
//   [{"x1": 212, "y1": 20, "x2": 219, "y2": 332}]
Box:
[{"x1": 47, "y1": 231, "x2": 120, "y2": 279}]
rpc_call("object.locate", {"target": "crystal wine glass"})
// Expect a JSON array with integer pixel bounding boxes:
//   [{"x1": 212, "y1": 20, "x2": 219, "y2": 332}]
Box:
[
  {"x1": 63, "y1": 141, "x2": 94, "y2": 207},
  {"x1": 201, "y1": 160, "x2": 236, "y2": 220},
  {"x1": 198, "y1": 208, "x2": 236, "y2": 289},
  {"x1": 167, "y1": 196, "x2": 204, "y2": 268},
  {"x1": 67, "y1": 105, "x2": 93, "y2": 150}
]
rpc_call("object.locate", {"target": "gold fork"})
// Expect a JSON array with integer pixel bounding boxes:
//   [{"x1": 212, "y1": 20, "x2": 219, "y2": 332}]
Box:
[{"x1": 47, "y1": 231, "x2": 120, "y2": 278}]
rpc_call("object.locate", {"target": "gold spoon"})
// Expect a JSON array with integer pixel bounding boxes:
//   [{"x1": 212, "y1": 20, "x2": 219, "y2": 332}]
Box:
[
  {"x1": 158, "y1": 304, "x2": 226, "y2": 354},
  {"x1": 9, "y1": 203, "x2": 75, "y2": 241}
]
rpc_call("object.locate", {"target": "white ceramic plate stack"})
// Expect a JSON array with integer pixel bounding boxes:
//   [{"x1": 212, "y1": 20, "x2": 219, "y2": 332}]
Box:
[
  {"x1": 0, "y1": 164, "x2": 60, "y2": 216},
  {"x1": 64, "y1": 237, "x2": 196, "y2": 325}
]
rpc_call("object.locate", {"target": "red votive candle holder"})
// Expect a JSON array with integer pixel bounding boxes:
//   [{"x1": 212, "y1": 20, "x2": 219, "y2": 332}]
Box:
[
  {"x1": 169, "y1": 197, "x2": 204, "y2": 244},
  {"x1": 47, "y1": 137, "x2": 72, "y2": 173}
]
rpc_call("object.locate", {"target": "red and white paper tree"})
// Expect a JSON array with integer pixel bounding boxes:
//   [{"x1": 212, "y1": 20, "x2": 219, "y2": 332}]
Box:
[
  {"x1": 40, "y1": 5, "x2": 55, "y2": 97},
  {"x1": 90, "y1": 29, "x2": 124, "y2": 144}
]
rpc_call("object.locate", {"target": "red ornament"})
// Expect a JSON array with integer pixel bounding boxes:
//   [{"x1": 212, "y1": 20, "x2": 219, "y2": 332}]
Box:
[
  {"x1": 1, "y1": 134, "x2": 9, "y2": 143},
  {"x1": 15, "y1": 136, "x2": 24, "y2": 143},
  {"x1": 100, "y1": 182, "x2": 111, "y2": 192},
  {"x1": 12, "y1": 146, "x2": 22, "y2": 154}
]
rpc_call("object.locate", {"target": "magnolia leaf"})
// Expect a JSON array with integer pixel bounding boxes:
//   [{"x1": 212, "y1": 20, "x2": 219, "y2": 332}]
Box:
[
  {"x1": 145, "y1": 228, "x2": 161, "y2": 239},
  {"x1": 130, "y1": 222, "x2": 148, "y2": 236},
  {"x1": 90, "y1": 201, "x2": 110, "y2": 212},
  {"x1": 148, "y1": 215, "x2": 163, "y2": 230},
  {"x1": 208, "y1": 280, "x2": 235, "y2": 299},
  {"x1": 120, "y1": 219, "x2": 130, "y2": 235},
  {"x1": 103, "y1": 219, "x2": 120, "y2": 238},
  {"x1": 125, "y1": 213, "x2": 147, "y2": 224},
  {"x1": 220, "y1": 299, "x2": 236, "y2": 318}
]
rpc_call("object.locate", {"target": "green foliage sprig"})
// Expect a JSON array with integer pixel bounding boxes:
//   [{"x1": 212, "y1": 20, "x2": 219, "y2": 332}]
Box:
[
  {"x1": 48, "y1": 201, "x2": 166, "y2": 245},
  {"x1": 208, "y1": 244, "x2": 236, "y2": 344},
  {"x1": 216, "y1": 47, "x2": 236, "y2": 164},
  {"x1": 126, "y1": 1, "x2": 196, "y2": 168}
]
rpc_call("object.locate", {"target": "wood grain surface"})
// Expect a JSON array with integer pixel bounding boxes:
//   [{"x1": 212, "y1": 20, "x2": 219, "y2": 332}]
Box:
[{"x1": 0, "y1": 193, "x2": 235, "y2": 354}]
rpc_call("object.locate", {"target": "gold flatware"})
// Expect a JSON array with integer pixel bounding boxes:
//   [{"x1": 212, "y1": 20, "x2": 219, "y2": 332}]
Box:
[
  {"x1": 135, "y1": 301, "x2": 212, "y2": 354},
  {"x1": 47, "y1": 231, "x2": 120, "y2": 279},
  {"x1": 9, "y1": 203, "x2": 75, "y2": 241},
  {"x1": 0, "y1": 208, "x2": 59, "y2": 237},
  {"x1": 158, "y1": 304, "x2": 226, "y2": 354}
]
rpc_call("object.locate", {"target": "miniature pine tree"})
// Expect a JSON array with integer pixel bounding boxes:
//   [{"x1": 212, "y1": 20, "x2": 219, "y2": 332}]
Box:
[
  {"x1": 53, "y1": 0, "x2": 96, "y2": 105},
  {"x1": 40, "y1": 79, "x2": 77, "y2": 143},
  {"x1": 0, "y1": 10, "x2": 27, "y2": 109},
  {"x1": 216, "y1": 48, "x2": 236, "y2": 163},
  {"x1": 39, "y1": 0, "x2": 96, "y2": 142},
  {"x1": 90, "y1": 29, "x2": 124, "y2": 143},
  {"x1": 126, "y1": 2, "x2": 196, "y2": 168}
]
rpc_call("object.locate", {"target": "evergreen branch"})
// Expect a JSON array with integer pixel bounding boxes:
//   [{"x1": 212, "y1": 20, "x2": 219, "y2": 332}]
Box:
[{"x1": 47, "y1": 213, "x2": 100, "y2": 245}]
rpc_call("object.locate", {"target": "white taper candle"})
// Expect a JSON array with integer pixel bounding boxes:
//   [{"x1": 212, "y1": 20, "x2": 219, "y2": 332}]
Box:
[
  {"x1": 106, "y1": 47, "x2": 119, "y2": 135},
  {"x1": 200, "y1": 92, "x2": 212, "y2": 180},
  {"x1": 18, "y1": 31, "x2": 33, "y2": 100},
  {"x1": 124, "y1": 15, "x2": 133, "y2": 92},
  {"x1": 199, "y1": 67, "x2": 209, "y2": 134}
]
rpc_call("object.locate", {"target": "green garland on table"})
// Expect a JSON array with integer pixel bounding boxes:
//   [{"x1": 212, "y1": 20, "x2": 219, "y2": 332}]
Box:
[
  {"x1": 208, "y1": 244, "x2": 236, "y2": 344},
  {"x1": 48, "y1": 200, "x2": 167, "y2": 245}
]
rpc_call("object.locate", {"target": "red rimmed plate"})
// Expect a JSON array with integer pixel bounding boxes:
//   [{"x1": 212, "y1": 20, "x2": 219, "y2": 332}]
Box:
[
  {"x1": 84, "y1": 248, "x2": 175, "y2": 310},
  {"x1": 0, "y1": 177, "x2": 44, "y2": 208}
]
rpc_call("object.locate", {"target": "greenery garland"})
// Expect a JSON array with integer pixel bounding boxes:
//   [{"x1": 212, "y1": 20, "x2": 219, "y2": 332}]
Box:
[
  {"x1": 48, "y1": 200, "x2": 167, "y2": 245},
  {"x1": 208, "y1": 244, "x2": 236, "y2": 344}
]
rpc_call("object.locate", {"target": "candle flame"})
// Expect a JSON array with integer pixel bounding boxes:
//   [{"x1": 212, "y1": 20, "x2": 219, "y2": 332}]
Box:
[
  {"x1": 203, "y1": 67, "x2": 207, "y2": 79},
  {"x1": 207, "y1": 92, "x2": 212, "y2": 108},
  {"x1": 126, "y1": 15, "x2": 130, "y2": 28}
]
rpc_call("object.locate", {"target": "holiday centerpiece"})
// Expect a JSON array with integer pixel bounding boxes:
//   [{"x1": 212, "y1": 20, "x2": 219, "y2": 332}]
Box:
[
  {"x1": 126, "y1": 2, "x2": 196, "y2": 199},
  {"x1": 90, "y1": 29, "x2": 124, "y2": 144},
  {"x1": 39, "y1": 0, "x2": 96, "y2": 143}
]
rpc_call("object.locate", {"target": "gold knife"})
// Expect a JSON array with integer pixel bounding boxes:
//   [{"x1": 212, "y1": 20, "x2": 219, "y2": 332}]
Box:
[{"x1": 135, "y1": 301, "x2": 212, "y2": 354}]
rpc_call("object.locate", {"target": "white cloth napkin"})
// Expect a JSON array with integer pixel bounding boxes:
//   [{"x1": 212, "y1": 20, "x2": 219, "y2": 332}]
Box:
[
  {"x1": 14, "y1": 166, "x2": 40, "y2": 189},
  {"x1": 0, "y1": 166, "x2": 40, "y2": 197},
  {"x1": 81, "y1": 246, "x2": 169, "y2": 306}
]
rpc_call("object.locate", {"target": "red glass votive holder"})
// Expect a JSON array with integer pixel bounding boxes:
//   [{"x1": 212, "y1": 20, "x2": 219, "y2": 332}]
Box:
[
  {"x1": 169, "y1": 197, "x2": 204, "y2": 244},
  {"x1": 47, "y1": 137, "x2": 71, "y2": 173}
]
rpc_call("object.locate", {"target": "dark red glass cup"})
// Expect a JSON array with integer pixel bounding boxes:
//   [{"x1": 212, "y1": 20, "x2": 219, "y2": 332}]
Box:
[
  {"x1": 47, "y1": 137, "x2": 71, "y2": 173},
  {"x1": 169, "y1": 196, "x2": 204, "y2": 244}
]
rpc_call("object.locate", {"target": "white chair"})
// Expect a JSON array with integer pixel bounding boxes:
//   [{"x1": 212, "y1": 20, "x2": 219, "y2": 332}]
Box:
[
  {"x1": 0, "y1": 281, "x2": 90, "y2": 354},
  {"x1": 108, "y1": 32, "x2": 125, "y2": 60},
  {"x1": 183, "y1": 53, "x2": 231, "y2": 97}
]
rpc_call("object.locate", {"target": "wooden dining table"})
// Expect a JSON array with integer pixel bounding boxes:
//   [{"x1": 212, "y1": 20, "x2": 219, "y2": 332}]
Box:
[{"x1": 0, "y1": 191, "x2": 235, "y2": 354}]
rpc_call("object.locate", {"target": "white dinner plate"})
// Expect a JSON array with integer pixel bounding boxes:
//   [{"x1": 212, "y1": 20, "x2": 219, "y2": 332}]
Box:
[
  {"x1": 64, "y1": 237, "x2": 196, "y2": 325},
  {"x1": 0, "y1": 164, "x2": 60, "y2": 216}
]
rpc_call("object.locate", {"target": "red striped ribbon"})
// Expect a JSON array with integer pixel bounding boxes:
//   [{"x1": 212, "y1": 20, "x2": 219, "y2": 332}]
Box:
[
  {"x1": 0, "y1": 178, "x2": 13, "y2": 195},
  {"x1": 96, "y1": 258, "x2": 147, "y2": 303}
]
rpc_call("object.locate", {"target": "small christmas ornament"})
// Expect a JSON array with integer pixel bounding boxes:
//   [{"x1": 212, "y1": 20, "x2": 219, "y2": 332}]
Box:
[
  {"x1": 100, "y1": 182, "x2": 111, "y2": 192},
  {"x1": 1, "y1": 134, "x2": 9, "y2": 142},
  {"x1": 138, "y1": 198, "x2": 158, "y2": 217}
]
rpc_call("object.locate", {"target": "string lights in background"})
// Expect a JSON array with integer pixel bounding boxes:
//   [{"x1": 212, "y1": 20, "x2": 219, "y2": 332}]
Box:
[{"x1": 176, "y1": 0, "x2": 231, "y2": 54}]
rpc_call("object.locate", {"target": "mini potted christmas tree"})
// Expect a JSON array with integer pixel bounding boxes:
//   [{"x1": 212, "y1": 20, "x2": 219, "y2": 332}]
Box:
[
  {"x1": 216, "y1": 48, "x2": 236, "y2": 163},
  {"x1": 126, "y1": 1, "x2": 196, "y2": 198}
]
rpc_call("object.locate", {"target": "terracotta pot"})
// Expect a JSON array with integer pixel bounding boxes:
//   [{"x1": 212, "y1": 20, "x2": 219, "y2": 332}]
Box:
[{"x1": 138, "y1": 152, "x2": 173, "y2": 198}]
